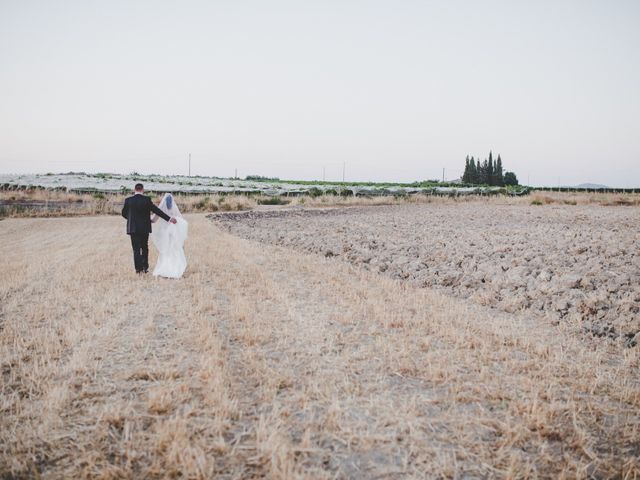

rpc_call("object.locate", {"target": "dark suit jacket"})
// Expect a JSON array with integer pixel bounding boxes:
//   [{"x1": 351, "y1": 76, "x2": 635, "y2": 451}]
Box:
[{"x1": 121, "y1": 194, "x2": 171, "y2": 235}]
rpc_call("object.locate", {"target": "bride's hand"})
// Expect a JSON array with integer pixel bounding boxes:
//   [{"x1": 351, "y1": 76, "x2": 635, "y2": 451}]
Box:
[{"x1": 170, "y1": 217, "x2": 177, "y2": 224}]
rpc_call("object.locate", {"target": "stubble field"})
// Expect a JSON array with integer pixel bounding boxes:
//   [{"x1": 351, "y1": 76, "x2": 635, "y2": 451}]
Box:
[{"x1": 1, "y1": 204, "x2": 639, "y2": 478}]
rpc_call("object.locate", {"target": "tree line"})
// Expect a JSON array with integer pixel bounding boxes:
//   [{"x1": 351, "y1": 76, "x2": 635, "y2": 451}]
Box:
[{"x1": 461, "y1": 152, "x2": 518, "y2": 186}]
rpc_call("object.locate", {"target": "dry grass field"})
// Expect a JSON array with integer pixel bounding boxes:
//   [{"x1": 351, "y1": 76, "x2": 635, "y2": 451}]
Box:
[{"x1": 1, "y1": 210, "x2": 639, "y2": 478}]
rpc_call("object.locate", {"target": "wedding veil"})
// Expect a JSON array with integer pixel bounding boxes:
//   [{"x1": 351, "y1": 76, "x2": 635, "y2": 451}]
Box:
[
  {"x1": 158, "y1": 193, "x2": 183, "y2": 218},
  {"x1": 151, "y1": 193, "x2": 188, "y2": 255}
]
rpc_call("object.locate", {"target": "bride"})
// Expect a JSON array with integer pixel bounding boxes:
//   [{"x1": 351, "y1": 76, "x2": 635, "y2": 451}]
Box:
[{"x1": 151, "y1": 193, "x2": 188, "y2": 278}]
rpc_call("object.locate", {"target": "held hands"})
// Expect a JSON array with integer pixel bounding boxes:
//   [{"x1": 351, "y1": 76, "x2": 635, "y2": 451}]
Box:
[{"x1": 170, "y1": 217, "x2": 178, "y2": 224}]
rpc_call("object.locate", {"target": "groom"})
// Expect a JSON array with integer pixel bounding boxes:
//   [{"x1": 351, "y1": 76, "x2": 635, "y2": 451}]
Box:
[{"x1": 122, "y1": 183, "x2": 177, "y2": 274}]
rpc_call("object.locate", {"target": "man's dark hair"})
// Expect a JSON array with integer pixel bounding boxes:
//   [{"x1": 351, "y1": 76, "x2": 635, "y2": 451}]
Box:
[{"x1": 134, "y1": 183, "x2": 144, "y2": 191}]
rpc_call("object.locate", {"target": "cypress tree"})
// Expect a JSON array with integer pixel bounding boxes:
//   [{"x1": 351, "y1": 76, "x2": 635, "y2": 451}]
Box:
[
  {"x1": 481, "y1": 159, "x2": 489, "y2": 184},
  {"x1": 462, "y1": 156, "x2": 470, "y2": 183},
  {"x1": 495, "y1": 155, "x2": 504, "y2": 186},
  {"x1": 487, "y1": 152, "x2": 494, "y2": 186},
  {"x1": 469, "y1": 157, "x2": 477, "y2": 184},
  {"x1": 462, "y1": 151, "x2": 513, "y2": 186}
]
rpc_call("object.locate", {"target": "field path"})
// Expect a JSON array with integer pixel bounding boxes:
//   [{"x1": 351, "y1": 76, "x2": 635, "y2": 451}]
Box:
[{"x1": 1, "y1": 213, "x2": 638, "y2": 478}]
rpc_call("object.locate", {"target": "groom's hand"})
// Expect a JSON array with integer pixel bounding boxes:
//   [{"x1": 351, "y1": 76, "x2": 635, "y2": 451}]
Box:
[{"x1": 170, "y1": 217, "x2": 177, "y2": 224}]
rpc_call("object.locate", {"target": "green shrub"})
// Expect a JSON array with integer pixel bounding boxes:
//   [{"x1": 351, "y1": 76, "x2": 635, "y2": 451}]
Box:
[
  {"x1": 308, "y1": 187, "x2": 323, "y2": 198},
  {"x1": 257, "y1": 196, "x2": 290, "y2": 205},
  {"x1": 246, "y1": 175, "x2": 281, "y2": 181}
]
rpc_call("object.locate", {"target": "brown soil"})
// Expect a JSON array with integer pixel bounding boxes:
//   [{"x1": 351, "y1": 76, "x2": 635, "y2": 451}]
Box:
[{"x1": 211, "y1": 203, "x2": 640, "y2": 346}]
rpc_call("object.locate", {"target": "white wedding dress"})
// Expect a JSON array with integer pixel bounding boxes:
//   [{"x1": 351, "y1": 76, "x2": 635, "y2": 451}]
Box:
[{"x1": 151, "y1": 194, "x2": 188, "y2": 279}]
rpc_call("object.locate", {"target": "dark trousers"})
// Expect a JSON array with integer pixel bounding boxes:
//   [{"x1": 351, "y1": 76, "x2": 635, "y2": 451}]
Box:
[{"x1": 130, "y1": 233, "x2": 149, "y2": 273}]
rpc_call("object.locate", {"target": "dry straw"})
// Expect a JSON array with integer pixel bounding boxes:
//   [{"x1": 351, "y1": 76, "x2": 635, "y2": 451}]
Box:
[{"x1": 1, "y1": 214, "x2": 638, "y2": 478}]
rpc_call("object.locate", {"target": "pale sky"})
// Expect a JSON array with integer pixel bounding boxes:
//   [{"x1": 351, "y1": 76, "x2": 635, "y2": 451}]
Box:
[{"x1": 1, "y1": 0, "x2": 639, "y2": 186}]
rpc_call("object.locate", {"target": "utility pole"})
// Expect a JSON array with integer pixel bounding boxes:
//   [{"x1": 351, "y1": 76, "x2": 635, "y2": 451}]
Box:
[
  {"x1": 442, "y1": 168, "x2": 445, "y2": 183},
  {"x1": 235, "y1": 168, "x2": 238, "y2": 179},
  {"x1": 188, "y1": 153, "x2": 191, "y2": 177},
  {"x1": 323, "y1": 166, "x2": 326, "y2": 182},
  {"x1": 342, "y1": 162, "x2": 345, "y2": 182}
]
